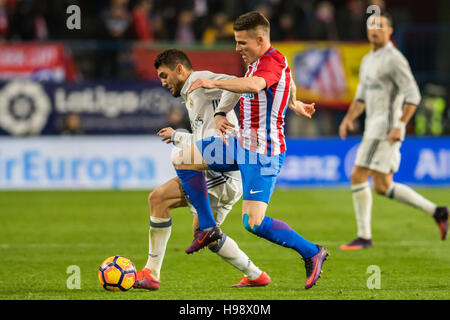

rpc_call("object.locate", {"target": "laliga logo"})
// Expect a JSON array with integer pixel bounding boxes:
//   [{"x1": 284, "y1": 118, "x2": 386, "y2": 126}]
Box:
[{"x1": 0, "y1": 81, "x2": 51, "y2": 135}]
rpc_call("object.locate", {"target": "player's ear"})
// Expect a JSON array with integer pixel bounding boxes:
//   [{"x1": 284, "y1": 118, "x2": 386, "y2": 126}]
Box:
[
  {"x1": 175, "y1": 64, "x2": 183, "y2": 74},
  {"x1": 256, "y1": 35, "x2": 265, "y2": 46},
  {"x1": 388, "y1": 26, "x2": 393, "y2": 36}
]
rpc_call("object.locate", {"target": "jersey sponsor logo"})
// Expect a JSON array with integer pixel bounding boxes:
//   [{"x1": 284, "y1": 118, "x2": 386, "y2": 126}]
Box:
[
  {"x1": 241, "y1": 93, "x2": 254, "y2": 100},
  {"x1": 190, "y1": 116, "x2": 204, "y2": 131},
  {"x1": 367, "y1": 83, "x2": 383, "y2": 90}
]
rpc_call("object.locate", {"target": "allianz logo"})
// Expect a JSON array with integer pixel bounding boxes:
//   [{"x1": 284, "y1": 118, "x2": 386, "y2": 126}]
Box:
[
  {"x1": 415, "y1": 149, "x2": 450, "y2": 179},
  {"x1": 279, "y1": 155, "x2": 341, "y2": 181}
]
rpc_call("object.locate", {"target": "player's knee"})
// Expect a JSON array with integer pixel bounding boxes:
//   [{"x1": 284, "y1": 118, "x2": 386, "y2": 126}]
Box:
[
  {"x1": 148, "y1": 188, "x2": 164, "y2": 209},
  {"x1": 242, "y1": 214, "x2": 260, "y2": 234},
  {"x1": 351, "y1": 170, "x2": 364, "y2": 185}
]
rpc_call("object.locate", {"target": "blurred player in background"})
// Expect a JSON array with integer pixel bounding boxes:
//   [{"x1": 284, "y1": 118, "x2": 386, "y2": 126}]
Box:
[
  {"x1": 339, "y1": 12, "x2": 448, "y2": 250},
  {"x1": 133, "y1": 49, "x2": 270, "y2": 290},
  {"x1": 173, "y1": 11, "x2": 328, "y2": 290}
]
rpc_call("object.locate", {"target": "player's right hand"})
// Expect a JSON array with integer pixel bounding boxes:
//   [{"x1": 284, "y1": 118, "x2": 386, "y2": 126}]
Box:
[
  {"x1": 339, "y1": 118, "x2": 354, "y2": 140},
  {"x1": 157, "y1": 127, "x2": 175, "y2": 144},
  {"x1": 215, "y1": 115, "x2": 236, "y2": 145}
]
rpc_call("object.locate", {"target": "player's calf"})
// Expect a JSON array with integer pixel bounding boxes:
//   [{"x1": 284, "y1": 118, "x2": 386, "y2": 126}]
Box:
[{"x1": 242, "y1": 214, "x2": 319, "y2": 259}]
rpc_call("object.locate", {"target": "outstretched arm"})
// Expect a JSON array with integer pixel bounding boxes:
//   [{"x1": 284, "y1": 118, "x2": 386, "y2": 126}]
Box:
[
  {"x1": 188, "y1": 76, "x2": 267, "y2": 94},
  {"x1": 288, "y1": 80, "x2": 316, "y2": 118},
  {"x1": 157, "y1": 127, "x2": 194, "y2": 148}
]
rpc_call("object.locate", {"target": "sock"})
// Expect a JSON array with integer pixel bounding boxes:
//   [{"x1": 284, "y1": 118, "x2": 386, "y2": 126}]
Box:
[
  {"x1": 145, "y1": 216, "x2": 172, "y2": 279},
  {"x1": 386, "y1": 183, "x2": 437, "y2": 215},
  {"x1": 209, "y1": 234, "x2": 262, "y2": 280},
  {"x1": 243, "y1": 214, "x2": 319, "y2": 259},
  {"x1": 352, "y1": 182, "x2": 373, "y2": 240},
  {"x1": 175, "y1": 169, "x2": 216, "y2": 230}
]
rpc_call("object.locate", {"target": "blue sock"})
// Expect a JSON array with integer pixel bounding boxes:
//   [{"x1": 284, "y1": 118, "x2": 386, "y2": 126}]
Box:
[
  {"x1": 175, "y1": 169, "x2": 216, "y2": 230},
  {"x1": 243, "y1": 214, "x2": 319, "y2": 259}
]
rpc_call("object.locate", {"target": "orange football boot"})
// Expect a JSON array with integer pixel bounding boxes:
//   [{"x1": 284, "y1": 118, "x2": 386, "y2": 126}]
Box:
[
  {"x1": 231, "y1": 271, "x2": 271, "y2": 288},
  {"x1": 133, "y1": 268, "x2": 160, "y2": 290},
  {"x1": 339, "y1": 237, "x2": 372, "y2": 250}
]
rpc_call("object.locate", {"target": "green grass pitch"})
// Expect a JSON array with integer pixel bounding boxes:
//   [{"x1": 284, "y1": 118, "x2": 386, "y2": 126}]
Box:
[{"x1": 1, "y1": 188, "x2": 449, "y2": 300}]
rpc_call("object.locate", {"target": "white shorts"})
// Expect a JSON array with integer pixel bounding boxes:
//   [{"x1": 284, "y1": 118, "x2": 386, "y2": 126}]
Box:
[
  {"x1": 187, "y1": 176, "x2": 243, "y2": 225},
  {"x1": 354, "y1": 138, "x2": 402, "y2": 174}
]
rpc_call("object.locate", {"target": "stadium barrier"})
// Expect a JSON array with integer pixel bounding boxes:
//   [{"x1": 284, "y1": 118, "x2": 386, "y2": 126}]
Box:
[
  {"x1": 0, "y1": 80, "x2": 182, "y2": 136},
  {"x1": 0, "y1": 136, "x2": 448, "y2": 190},
  {"x1": 278, "y1": 137, "x2": 450, "y2": 187},
  {"x1": 0, "y1": 43, "x2": 78, "y2": 81},
  {"x1": 0, "y1": 136, "x2": 175, "y2": 190}
]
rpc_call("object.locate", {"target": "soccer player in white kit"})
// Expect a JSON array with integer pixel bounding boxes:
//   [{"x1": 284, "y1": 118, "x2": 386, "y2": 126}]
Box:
[
  {"x1": 133, "y1": 49, "x2": 270, "y2": 289},
  {"x1": 339, "y1": 13, "x2": 448, "y2": 250}
]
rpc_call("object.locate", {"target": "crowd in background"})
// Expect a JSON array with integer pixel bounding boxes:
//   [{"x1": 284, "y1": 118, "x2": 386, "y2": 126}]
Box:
[
  {"x1": 0, "y1": 0, "x2": 447, "y2": 137},
  {"x1": 0, "y1": 0, "x2": 413, "y2": 43}
]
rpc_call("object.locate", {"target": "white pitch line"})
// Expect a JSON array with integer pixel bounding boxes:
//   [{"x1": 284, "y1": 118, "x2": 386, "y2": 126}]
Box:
[
  {"x1": 0, "y1": 240, "x2": 446, "y2": 249},
  {"x1": 0, "y1": 243, "x2": 143, "y2": 248},
  {"x1": 319, "y1": 240, "x2": 448, "y2": 247}
]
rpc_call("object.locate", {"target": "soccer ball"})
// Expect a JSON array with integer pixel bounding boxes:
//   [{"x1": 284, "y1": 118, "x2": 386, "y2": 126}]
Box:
[{"x1": 98, "y1": 255, "x2": 136, "y2": 291}]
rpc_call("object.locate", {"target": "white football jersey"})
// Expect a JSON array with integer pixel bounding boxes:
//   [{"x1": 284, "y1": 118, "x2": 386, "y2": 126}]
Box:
[
  {"x1": 355, "y1": 42, "x2": 421, "y2": 139},
  {"x1": 173, "y1": 70, "x2": 241, "y2": 183}
]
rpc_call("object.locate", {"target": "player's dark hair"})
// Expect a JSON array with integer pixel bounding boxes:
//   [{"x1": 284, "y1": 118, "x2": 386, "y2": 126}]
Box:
[
  {"x1": 154, "y1": 49, "x2": 193, "y2": 70},
  {"x1": 380, "y1": 12, "x2": 393, "y2": 27},
  {"x1": 369, "y1": 11, "x2": 393, "y2": 27},
  {"x1": 233, "y1": 11, "x2": 270, "y2": 32}
]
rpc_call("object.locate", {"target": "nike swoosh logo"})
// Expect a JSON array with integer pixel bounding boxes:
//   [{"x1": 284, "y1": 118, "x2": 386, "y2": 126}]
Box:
[
  {"x1": 197, "y1": 232, "x2": 209, "y2": 244},
  {"x1": 250, "y1": 190, "x2": 263, "y2": 194},
  {"x1": 306, "y1": 248, "x2": 324, "y2": 286}
]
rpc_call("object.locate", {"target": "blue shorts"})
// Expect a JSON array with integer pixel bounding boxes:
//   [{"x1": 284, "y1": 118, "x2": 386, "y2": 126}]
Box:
[{"x1": 195, "y1": 136, "x2": 285, "y2": 204}]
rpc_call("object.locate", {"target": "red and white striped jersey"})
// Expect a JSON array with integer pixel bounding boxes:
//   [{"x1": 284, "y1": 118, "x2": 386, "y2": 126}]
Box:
[{"x1": 238, "y1": 46, "x2": 291, "y2": 156}]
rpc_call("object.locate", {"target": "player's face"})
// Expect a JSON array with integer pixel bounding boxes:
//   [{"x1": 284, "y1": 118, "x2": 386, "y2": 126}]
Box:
[
  {"x1": 157, "y1": 65, "x2": 184, "y2": 97},
  {"x1": 367, "y1": 16, "x2": 393, "y2": 48},
  {"x1": 234, "y1": 30, "x2": 264, "y2": 64}
]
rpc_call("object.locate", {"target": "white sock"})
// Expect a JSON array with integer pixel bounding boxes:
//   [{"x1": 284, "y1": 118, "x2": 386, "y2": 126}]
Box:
[
  {"x1": 209, "y1": 234, "x2": 262, "y2": 280},
  {"x1": 351, "y1": 182, "x2": 373, "y2": 240},
  {"x1": 386, "y1": 183, "x2": 437, "y2": 215},
  {"x1": 145, "y1": 216, "x2": 172, "y2": 280}
]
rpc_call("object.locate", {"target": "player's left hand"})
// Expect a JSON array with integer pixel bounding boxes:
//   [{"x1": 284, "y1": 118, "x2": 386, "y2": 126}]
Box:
[
  {"x1": 215, "y1": 115, "x2": 236, "y2": 146},
  {"x1": 388, "y1": 127, "x2": 403, "y2": 145},
  {"x1": 188, "y1": 78, "x2": 216, "y2": 93},
  {"x1": 157, "y1": 127, "x2": 175, "y2": 144},
  {"x1": 289, "y1": 100, "x2": 316, "y2": 118}
]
